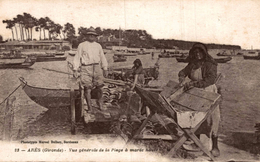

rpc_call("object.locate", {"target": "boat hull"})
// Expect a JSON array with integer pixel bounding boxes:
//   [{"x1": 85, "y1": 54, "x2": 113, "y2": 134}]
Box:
[
  {"x1": 176, "y1": 57, "x2": 232, "y2": 63},
  {"x1": 21, "y1": 79, "x2": 80, "y2": 109},
  {"x1": 68, "y1": 52, "x2": 76, "y2": 56},
  {"x1": 113, "y1": 59, "x2": 127, "y2": 62},
  {"x1": 0, "y1": 58, "x2": 26, "y2": 64},
  {"x1": 0, "y1": 57, "x2": 36, "y2": 69},
  {"x1": 111, "y1": 66, "x2": 159, "y2": 80},
  {"x1": 159, "y1": 55, "x2": 171, "y2": 58},
  {"x1": 176, "y1": 57, "x2": 188, "y2": 63},
  {"x1": 114, "y1": 53, "x2": 137, "y2": 56},
  {"x1": 243, "y1": 55, "x2": 260, "y2": 60},
  {"x1": 0, "y1": 61, "x2": 35, "y2": 69},
  {"x1": 36, "y1": 56, "x2": 67, "y2": 62},
  {"x1": 214, "y1": 57, "x2": 232, "y2": 63}
]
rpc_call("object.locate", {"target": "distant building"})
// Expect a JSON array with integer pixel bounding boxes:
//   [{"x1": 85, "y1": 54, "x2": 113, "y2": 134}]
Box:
[
  {"x1": 111, "y1": 46, "x2": 128, "y2": 51},
  {"x1": 97, "y1": 35, "x2": 120, "y2": 48}
]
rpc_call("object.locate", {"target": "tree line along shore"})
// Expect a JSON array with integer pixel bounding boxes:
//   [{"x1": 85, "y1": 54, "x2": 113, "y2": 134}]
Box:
[{"x1": 1, "y1": 12, "x2": 241, "y2": 50}]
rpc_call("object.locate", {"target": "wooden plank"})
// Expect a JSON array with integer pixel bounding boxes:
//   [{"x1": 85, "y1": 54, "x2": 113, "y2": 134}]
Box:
[
  {"x1": 155, "y1": 113, "x2": 175, "y2": 135},
  {"x1": 126, "y1": 113, "x2": 155, "y2": 146},
  {"x1": 80, "y1": 84, "x2": 84, "y2": 117},
  {"x1": 134, "y1": 87, "x2": 163, "y2": 113},
  {"x1": 185, "y1": 88, "x2": 220, "y2": 102},
  {"x1": 184, "y1": 129, "x2": 215, "y2": 161},
  {"x1": 167, "y1": 135, "x2": 188, "y2": 158},
  {"x1": 160, "y1": 80, "x2": 180, "y2": 98},
  {"x1": 158, "y1": 95, "x2": 177, "y2": 118},
  {"x1": 134, "y1": 134, "x2": 178, "y2": 141},
  {"x1": 193, "y1": 97, "x2": 221, "y2": 131},
  {"x1": 3, "y1": 96, "x2": 15, "y2": 141},
  {"x1": 172, "y1": 93, "x2": 213, "y2": 112},
  {"x1": 165, "y1": 85, "x2": 221, "y2": 112},
  {"x1": 70, "y1": 88, "x2": 76, "y2": 135},
  {"x1": 166, "y1": 87, "x2": 184, "y2": 102},
  {"x1": 103, "y1": 78, "x2": 125, "y2": 86},
  {"x1": 143, "y1": 88, "x2": 163, "y2": 92}
]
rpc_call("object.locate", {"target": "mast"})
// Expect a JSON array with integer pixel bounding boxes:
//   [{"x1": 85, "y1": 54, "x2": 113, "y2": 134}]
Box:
[{"x1": 119, "y1": 26, "x2": 121, "y2": 50}]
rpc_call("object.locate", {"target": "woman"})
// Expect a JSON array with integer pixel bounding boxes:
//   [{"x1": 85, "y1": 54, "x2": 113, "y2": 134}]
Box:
[
  {"x1": 131, "y1": 59, "x2": 145, "y2": 90},
  {"x1": 178, "y1": 43, "x2": 220, "y2": 157}
]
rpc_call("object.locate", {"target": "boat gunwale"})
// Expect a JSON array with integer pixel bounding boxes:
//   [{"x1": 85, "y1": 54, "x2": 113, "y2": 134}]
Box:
[{"x1": 20, "y1": 78, "x2": 79, "y2": 92}]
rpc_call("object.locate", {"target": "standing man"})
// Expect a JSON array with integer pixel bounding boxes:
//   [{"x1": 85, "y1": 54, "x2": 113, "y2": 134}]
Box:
[{"x1": 73, "y1": 27, "x2": 108, "y2": 111}]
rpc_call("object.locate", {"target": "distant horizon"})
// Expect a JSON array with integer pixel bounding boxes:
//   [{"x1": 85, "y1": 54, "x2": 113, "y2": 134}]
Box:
[
  {"x1": 1, "y1": 38, "x2": 252, "y2": 50},
  {"x1": 0, "y1": 24, "x2": 250, "y2": 49}
]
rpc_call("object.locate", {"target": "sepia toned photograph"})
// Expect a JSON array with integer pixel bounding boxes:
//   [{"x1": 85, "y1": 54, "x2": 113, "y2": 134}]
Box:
[{"x1": 0, "y1": 0, "x2": 259, "y2": 161}]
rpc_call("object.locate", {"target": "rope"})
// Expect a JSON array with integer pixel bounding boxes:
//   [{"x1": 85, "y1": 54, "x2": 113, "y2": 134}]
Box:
[{"x1": 0, "y1": 83, "x2": 22, "y2": 106}]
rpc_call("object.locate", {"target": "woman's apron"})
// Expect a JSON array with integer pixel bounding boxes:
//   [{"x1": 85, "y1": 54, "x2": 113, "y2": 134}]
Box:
[{"x1": 190, "y1": 68, "x2": 220, "y2": 149}]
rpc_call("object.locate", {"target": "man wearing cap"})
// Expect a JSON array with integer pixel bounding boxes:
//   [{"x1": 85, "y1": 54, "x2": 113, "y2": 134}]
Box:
[{"x1": 73, "y1": 27, "x2": 108, "y2": 111}]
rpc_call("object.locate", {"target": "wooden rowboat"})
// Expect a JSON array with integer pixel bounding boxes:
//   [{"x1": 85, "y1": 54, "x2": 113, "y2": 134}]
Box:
[
  {"x1": 114, "y1": 52, "x2": 137, "y2": 56},
  {"x1": 36, "y1": 56, "x2": 67, "y2": 62},
  {"x1": 243, "y1": 51, "x2": 260, "y2": 60},
  {"x1": 19, "y1": 77, "x2": 80, "y2": 109},
  {"x1": 0, "y1": 57, "x2": 36, "y2": 69},
  {"x1": 214, "y1": 56, "x2": 232, "y2": 63},
  {"x1": 0, "y1": 53, "x2": 36, "y2": 69},
  {"x1": 19, "y1": 74, "x2": 128, "y2": 109},
  {"x1": 19, "y1": 74, "x2": 162, "y2": 110},
  {"x1": 113, "y1": 55, "x2": 127, "y2": 62},
  {"x1": 176, "y1": 56, "x2": 232, "y2": 63},
  {"x1": 175, "y1": 57, "x2": 188, "y2": 63}
]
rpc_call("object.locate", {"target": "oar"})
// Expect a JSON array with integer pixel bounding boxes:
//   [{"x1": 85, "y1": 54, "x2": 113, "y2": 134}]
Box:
[
  {"x1": 42, "y1": 68, "x2": 73, "y2": 75},
  {"x1": 42, "y1": 67, "x2": 126, "y2": 86}
]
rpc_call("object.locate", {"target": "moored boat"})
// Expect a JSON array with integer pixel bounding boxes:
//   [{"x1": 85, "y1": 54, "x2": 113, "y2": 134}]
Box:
[
  {"x1": 109, "y1": 64, "x2": 159, "y2": 83},
  {"x1": 114, "y1": 52, "x2": 137, "y2": 56},
  {"x1": 159, "y1": 52, "x2": 183, "y2": 58},
  {"x1": 68, "y1": 52, "x2": 76, "y2": 56},
  {"x1": 113, "y1": 55, "x2": 127, "y2": 62},
  {"x1": 138, "y1": 51, "x2": 150, "y2": 55},
  {"x1": 0, "y1": 57, "x2": 36, "y2": 69},
  {"x1": 19, "y1": 77, "x2": 79, "y2": 109},
  {"x1": 0, "y1": 50, "x2": 36, "y2": 68},
  {"x1": 55, "y1": 51, "x2": 65, "y2": 56},
  {"x1": 36, "y1": 56, "x2": 67, "y2": 62},
  {"x1": 68, "y1": 49, "x2": 77, "y2": 56},
  {"x1": 214, "y1": 56, "x2": 232, "y2": 63},
  {"x1": 176, "y1": 56, "x2": 232, "y2": 63},
  {"x1": 243, "y1": 51, "x2": 260, "y2": 60},
  {"x1": 19, "y1": 76, "x2": 161, "y2": 110},
  {"x1": 0, "y1": 57, "x2": 26, "y2": 64},
  {"x1": 175, "y1": 57, "x2": 188, "y2": 62}
]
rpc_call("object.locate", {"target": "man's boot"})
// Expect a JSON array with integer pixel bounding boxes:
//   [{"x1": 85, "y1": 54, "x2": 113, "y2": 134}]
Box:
[{"x1": 211, "y1": 134, "x2": 220, "y2": 157}]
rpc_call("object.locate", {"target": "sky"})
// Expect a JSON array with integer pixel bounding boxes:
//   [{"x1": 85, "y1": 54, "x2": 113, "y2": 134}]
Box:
[{"x1": 0, "y1": 0, "x2": 260, "y2": 49}]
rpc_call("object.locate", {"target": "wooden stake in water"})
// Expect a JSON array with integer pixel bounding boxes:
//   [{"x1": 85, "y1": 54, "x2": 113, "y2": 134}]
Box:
[
  {"x1": 3, "y1": 96, "x2": 16, "y2": 141},
  {"x1": 70, "y1": 88, "x2": 76, "y2": 135}
]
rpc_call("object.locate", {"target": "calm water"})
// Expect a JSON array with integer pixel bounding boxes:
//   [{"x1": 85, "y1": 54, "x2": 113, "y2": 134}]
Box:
[{"x1": 0, "y1": 49, "x2": 259, "y2": 139}]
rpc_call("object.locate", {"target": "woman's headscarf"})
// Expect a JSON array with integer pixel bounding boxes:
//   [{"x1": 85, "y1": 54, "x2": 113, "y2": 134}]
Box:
[
  {"x1": 133, "y1": 59, "x2": 142, "y2": 67},
  {"x1": 186, "y1": 43, "x2": 217, "y2": 65}
]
